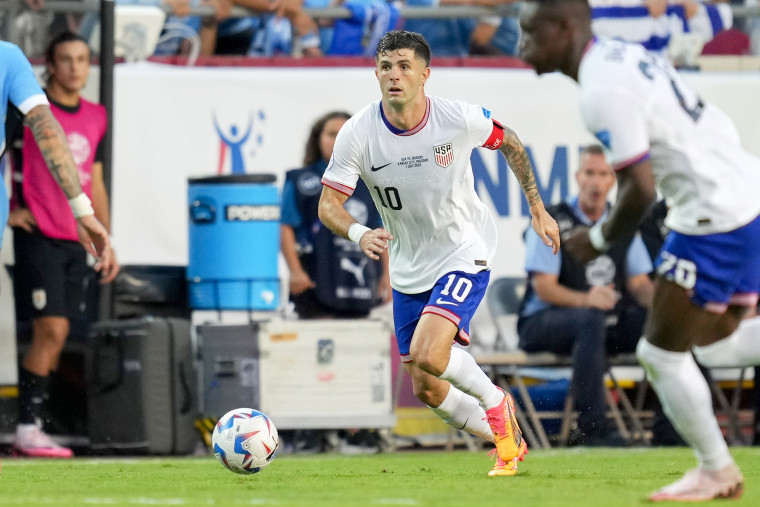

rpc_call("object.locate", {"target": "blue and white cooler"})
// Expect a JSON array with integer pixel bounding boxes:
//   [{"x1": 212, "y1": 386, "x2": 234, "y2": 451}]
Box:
[{"x1": 187, "y1": 174, "x2": 280, "y2": 310}]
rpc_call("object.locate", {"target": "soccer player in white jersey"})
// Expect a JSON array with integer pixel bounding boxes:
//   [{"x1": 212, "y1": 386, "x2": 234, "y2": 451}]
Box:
[
  {"x1": 318, "y1": 30, "x2": 560, "y2": 476},
  {"x1": 520, "y1": 0, "x2": 760, "y2": 501}
]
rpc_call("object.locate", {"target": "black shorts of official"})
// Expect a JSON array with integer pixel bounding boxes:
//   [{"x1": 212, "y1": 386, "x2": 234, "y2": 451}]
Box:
[{"x1": 13, "y1": 227, "x2": 90, "y2": 321}]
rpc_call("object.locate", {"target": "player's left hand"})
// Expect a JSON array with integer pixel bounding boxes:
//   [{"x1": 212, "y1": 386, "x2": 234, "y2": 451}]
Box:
[
  {"x1": 531, "y1": 207, "x2": 561, "y2": 255},
  {"x1": 564, "y1": 225, "x2": 603, "y2": 264},
  {"x1": 359, "y1": 228, "x2": 393, "y2": 261},
  {"x1": 76, "y1": 215, "x2": 114, "y2": 275}
]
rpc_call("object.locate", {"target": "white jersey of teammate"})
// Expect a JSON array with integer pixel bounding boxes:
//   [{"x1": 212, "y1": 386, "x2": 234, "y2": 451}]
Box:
[
  {"x1": 322, "y1": 95, "x2": 500, "y2": 294},
  {"x1": 579, "y1": 37, "x2": 760, "y2": 236}
]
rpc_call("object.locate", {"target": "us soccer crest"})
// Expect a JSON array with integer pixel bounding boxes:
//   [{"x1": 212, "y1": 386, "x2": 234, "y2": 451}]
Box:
[{"x1": 434, "y1": 143, "x2": 453, "y2": 168}]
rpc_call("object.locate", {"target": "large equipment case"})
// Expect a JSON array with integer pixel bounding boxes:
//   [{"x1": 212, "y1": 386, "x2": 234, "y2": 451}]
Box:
[
  {"x1": 87, "y1": 317, "x2": 198, "y2": 454},
  {"x1": 196, "y1": 319, "x2": 395, "y2": 430}
]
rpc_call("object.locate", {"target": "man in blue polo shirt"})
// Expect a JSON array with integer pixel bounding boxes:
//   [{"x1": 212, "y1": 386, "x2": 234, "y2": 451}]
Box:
[{"x1": 517, "y1": 144, "x2": 654, "y2": 446}]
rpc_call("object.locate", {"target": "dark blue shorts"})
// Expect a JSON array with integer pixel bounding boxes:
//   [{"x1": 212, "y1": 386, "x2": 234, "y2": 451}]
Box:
[
  {"x1": 656, "y1": 213, "x2": 760, "y2": 313},
  {"x1": 392, "y1": 270, "x2": 490, "y2": 362}
]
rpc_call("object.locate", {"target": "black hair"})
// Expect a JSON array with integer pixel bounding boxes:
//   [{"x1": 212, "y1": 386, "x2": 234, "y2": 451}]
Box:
[
  {"x1": 375, "y1": 30, "x2": 431, "y2": 67},
  {"x1": 44, "y1": 31, "x2": 90, "y2": 84},
  {"x1": 304, "y1": 111, "x2": 351, "y2": 166}
]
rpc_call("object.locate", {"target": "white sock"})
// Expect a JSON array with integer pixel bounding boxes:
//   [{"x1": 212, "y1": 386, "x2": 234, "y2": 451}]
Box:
[
  {"x1": 637, "y1": 338, "x2": 734, "y2": 471},
  {"x1": 693, "y1": 316, "x2": 760, "y2": 368},
  {"x1": 16, "y1": 423, "x2": 37, "y2": 436},
  {"x1": 439, "y1": 347, "x2": 503, "y2": 410},
  {"x1": 429, "y1": 384, "x2": 495, "y2": 443}
]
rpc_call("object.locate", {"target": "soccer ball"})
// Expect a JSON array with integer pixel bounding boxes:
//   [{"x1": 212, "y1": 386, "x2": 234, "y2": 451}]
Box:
[{"x1": 211, "y1": 408, "x2": 279, "y2": 474}]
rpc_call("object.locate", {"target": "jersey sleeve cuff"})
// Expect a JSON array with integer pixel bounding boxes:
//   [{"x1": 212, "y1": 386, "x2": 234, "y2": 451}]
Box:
[
  {"x1": 17, "y1": 93, "x2": 49, "y2": 115},
  {"x1": 613, "y1": 151, "x2": 650, "y2": 172},
  {"x1": 321, "y1": 176, "x2": 355, "y2": 196}
]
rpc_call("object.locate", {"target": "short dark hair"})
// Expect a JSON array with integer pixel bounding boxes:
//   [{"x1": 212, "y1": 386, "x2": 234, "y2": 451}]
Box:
[
  {"x1": 580, "y1": 144, "x2": 605, "y2": 158},
  {"x1": 304, "y1": 111, "x2": 351, "y2": 166},
  {"x1": 44, "y1": 31, "x2": 90, "y2": 83},
  {"x1": 375, "y1": 30, "x2": 431, "y2": 67}
]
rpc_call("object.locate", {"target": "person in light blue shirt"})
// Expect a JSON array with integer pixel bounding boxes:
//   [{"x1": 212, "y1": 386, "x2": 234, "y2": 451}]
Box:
[
  {"x1": 517, "y1": 144, "x2": 654, "y2": 447},
  {"x1": 0, "y1": 42, "x2": 112, "y2": 268}
]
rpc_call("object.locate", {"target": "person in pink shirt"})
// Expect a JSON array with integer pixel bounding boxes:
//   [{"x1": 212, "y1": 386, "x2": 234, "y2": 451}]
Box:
[{"x1": 7, "y1": 31, "x2": 120, "y2": 458}]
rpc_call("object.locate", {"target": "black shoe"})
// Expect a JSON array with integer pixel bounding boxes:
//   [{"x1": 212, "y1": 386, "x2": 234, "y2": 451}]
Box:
[{"x1": 568, "y1": 425, "x2": 628, "y2": 447}]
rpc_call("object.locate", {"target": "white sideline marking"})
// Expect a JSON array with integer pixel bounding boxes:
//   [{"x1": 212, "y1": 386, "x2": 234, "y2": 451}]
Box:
[
  {"x1": 6, "y1": 498, "x2": 271, "y2": 505},
  {"x1": 84, "y1": 499, "x2": 189, "y2": 505},
  {"x1": 82, "y1": 499, "x2": 272, "y2": 505}
]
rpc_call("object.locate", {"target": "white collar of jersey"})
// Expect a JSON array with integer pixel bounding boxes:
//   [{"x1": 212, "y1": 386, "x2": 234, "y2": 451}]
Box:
[{"x1": 379, "y1": 97, "x2": 430, "y2": 136}]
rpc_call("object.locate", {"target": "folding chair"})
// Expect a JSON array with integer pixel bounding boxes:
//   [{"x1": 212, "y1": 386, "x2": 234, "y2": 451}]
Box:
[
  {"x1": 479, "y1": 276, "x2": 572, "y2": 449},
  {"x1": 478, "y1": 276, "x2": 651, "y2": 448}
]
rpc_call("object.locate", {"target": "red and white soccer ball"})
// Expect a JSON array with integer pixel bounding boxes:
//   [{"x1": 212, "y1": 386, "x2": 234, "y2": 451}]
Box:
[{"x1": 212, "y1": 408, "x2": 279, "y2": 474}]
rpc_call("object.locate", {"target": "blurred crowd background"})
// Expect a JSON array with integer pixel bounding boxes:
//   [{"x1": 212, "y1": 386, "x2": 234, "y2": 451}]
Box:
[{"x1": 0, "y1": 0, "x2": 758, "y2": 65}]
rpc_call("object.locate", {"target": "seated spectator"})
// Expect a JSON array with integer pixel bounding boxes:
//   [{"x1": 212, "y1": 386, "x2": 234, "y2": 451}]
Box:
[
  {"x1": 83, "y1": 0, "x2": 324, "y2": 57},
  {"x1": 517, "y1": 144, "x2": 654, "y2": 447},
  {"x1": 589, "y1": 0, "x2": 733, "y2": 64},
  {"x1": 241, "y1": 0, "x2": 324, "y2": 56},
  {"x1": 467, "y1": 3, "x2": 522, "y2": 56},
  {"x1": 8, "y1": 0, "x2": 55, "y2": 57},
  {"x1": 402, "y1": 0, "x2": 519, "y2": 57},
  {"x1": 744, "y1": 0, "x2": 760, "y2": 55},
  {"x1": 471, "y1": 15, "x2": 521, "y2": 56},
  {"x1": 324, "y1": 0, "x2": 400, "y2": 56}
]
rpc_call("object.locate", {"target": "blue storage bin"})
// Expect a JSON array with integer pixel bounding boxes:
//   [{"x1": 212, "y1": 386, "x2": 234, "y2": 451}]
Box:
[{"x1": 511, "y1": 378, "x2": 570, "y2": 435}]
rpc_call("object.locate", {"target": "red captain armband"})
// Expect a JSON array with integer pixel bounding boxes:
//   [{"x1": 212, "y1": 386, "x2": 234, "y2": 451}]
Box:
[{"x1": 482, "y1": 120, "x2": 505, "y2": 150}]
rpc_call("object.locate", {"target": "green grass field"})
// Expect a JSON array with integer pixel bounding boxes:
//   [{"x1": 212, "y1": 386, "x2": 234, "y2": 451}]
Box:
[{"x1": 1, "y1": 447, "x2": 758, "y2": 506}]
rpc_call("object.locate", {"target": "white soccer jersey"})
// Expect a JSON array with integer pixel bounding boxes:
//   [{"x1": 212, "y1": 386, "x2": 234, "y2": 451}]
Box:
[
  {"x1": 322, "y1": 96, "x2": 500, "y2": 294},
  {"x1": 579, "y1": 37, "x2": 760, "y2": 236}
]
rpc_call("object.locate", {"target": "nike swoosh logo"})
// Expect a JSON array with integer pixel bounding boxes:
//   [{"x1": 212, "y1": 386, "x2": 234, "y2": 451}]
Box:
[
  {"x1": 435, "y1": 298, "x2": 458, "y2": 306},
  {"x1": 371, "y1": 163, "x2": 391, "y2": 172}
]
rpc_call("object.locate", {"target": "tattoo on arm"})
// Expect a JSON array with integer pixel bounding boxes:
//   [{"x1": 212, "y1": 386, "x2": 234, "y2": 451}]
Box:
[
  {"x1": 24, "y1": 105, "x2": 84, "y2": 199},
  {"x1": 499, "y1": 125, "x2": 542, "y2": 206}
]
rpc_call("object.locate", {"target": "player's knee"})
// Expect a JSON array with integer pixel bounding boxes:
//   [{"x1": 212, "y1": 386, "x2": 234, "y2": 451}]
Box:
[
  {"x1": 34, "y1": 319, "x2": 69, "y2": 351},
  {"x1": 409, "y1": 349, "x2": 446, "y2": 377},
  {"x1": 414, "y1": 384, "x2": 444, "y2": 406},
  {"x1": 710, "y1": 306, "x2": 746, "y2": 341}
]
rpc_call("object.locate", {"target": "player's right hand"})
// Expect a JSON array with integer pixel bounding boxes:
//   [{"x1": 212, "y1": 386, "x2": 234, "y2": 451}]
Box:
[
  {"x1": 76, "y1": 214, "x2": 113, "y2": 275},
  {"x1": 7, "y1": 208, "x2": 37, "y2": 232},
  {"x1": 359, "y1": 228, "x2": 393, "y2": 261}
]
